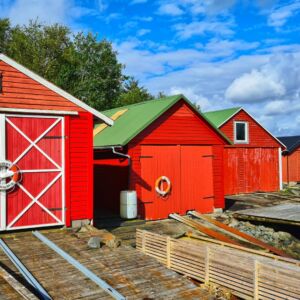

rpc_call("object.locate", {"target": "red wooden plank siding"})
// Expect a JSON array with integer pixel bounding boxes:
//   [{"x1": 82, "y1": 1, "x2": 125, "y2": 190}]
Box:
[
  {"x1": 220, "y1": 110, "x2": 281, "y2": 148},
  {"x1": 133, "y1": 100, "x2": 226, "y2": 145},
  {"x1": 212, "y1": 145, "x2": 225, "y2": 208},
  {"x1": 223, "y1": 147, "x2": 279, "y2": 195},
  {"x1": 127, "y1": 101, "x2": 227, "y2": 217},
  {"x1": 68, "y1": 112, "x2": 94, "y2": 221},
  {"x1": 282, "y1": 149, "x2": 300, "y2": 183},
  {"x1": 0, "y1": 61, "x2": 84, "y2": 112}
]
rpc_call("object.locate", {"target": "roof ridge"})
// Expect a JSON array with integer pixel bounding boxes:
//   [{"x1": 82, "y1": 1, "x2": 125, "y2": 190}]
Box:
[
  {"x1": 101, "y1": 94, "x2": 183, "y2": 113},
  {"x1": 204, "y1": 106, "x2": 242, "y2": 114}
]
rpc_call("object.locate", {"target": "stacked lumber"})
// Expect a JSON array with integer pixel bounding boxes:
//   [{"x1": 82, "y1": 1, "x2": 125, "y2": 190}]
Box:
[{"x1": 137, "y1": 229, "x2": 300, "y2": 300}]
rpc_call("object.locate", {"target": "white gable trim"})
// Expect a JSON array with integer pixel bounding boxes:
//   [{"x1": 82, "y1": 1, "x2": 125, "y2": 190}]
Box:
[
  {"x1": 0, "y1": 107, "x2": 78, "y2": 115},
  {"x1": 218, "y1": 107, "x2": 286, "y2": 149},
  {"x1": 0, "y1": 54, "x2": 113, "y2": 125},
  {"x1": 217, "y1": 107, "x2": 243, "y2": 128}
]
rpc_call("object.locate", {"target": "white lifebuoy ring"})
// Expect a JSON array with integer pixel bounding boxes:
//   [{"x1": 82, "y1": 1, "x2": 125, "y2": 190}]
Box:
[
  {"x1": 0, "y1": 160, "x2": 21, "y2": 191},
  {"x1": 155, "y1": 176, "x2": 171, "y2": 196}
]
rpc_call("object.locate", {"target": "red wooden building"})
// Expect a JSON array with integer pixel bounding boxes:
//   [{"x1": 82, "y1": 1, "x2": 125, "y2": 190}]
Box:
[
  {"x1": 0, "y1": 54, "x2": 112, "y2": 231},
  {"x1": 94, "y1": 95, "x2": 231, "y2": 220},
  {"x1": 278, "y1": 136, "x2": 300, "y2": 184},
  {"x1": 204, "y1": 107, "x2": 285, "y2": 197}
]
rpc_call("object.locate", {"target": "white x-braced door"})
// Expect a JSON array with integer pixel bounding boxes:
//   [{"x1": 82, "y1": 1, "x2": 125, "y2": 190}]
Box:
[{"x1": 0, "y1": 114, "x2": 65, "y2": 230}]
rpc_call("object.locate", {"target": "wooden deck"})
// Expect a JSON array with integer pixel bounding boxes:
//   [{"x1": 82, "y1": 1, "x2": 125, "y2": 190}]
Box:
[
  {"x1": 0, "y1": 229, "x2": 211, "y2": 299},
  {"x1": 233, "y1": 203, "x2": 300, "y2": 226}
]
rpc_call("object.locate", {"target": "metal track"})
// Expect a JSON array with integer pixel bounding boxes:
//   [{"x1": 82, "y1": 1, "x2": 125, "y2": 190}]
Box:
[
  {"x1": 32, "y1": 231, "x2": 126, "y2": 300},
  {"x1": 169, "y1": 213, "x2": 242, "y2": 246},
  {"x1": 188, "y1": 210, "x2": 291, "y2": 258},
  {"x1": 0, "y1": 238, "x2": 52, "y2": 300}
]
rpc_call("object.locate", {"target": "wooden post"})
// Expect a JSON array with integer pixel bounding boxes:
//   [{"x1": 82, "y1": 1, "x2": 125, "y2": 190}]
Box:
[
  {"x1": 254, "y1": 260, "x2": 259, "y2": 300},
  {"x1": 204, "y1": 246, "x2": 210, "y2": 285},
  {"x1": 142, "y1": 231, "x2": 146, "y2": 253},
  {"x1": 166, "y1": 236, "x2": 171, "y2": 268}
]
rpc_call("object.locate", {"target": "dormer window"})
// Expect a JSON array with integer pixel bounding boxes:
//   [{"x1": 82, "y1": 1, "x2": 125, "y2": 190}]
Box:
[{"x1": 234, "y1": 121, "x2": 249, "y2": 144}]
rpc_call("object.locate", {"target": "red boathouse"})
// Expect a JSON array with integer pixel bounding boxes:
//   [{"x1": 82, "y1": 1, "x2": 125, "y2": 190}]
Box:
[
  {"x1": 204, "y1": 107, "x2": 285, "y2": 197},
  {"x1": 0, "y1": 54, "x2": 112, "y2": 231},
  {"x1": 93, "y1": 95, "x2": 231, "y2": 220},
  {"x1": 278, "y1": 136, "x2": 300, "y2": 184}
]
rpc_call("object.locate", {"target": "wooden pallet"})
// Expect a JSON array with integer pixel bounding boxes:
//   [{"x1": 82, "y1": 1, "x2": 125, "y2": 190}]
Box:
[{"x1": 137, "y1": 229, "x2": 300, "y2": 300}]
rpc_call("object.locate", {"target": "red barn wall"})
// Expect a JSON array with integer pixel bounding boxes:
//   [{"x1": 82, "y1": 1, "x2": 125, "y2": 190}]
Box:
[
  {"x1": 282, "y1": 149, "x2": 300, "y2": 183},
  {"x1": 0, "y1": 59, "x2": 94, "y2": 228},
  {"x1": 128, "y1": 100, "x2": 227, "y2": 218},
  {"x1": 220, "y1": 110, "x2": 280, "y2": 148},
  {"x1": 219, "y1": 110, "x2": 281, "y2": 195},
  {"x1": 65, "y1": 112, "x2": 94, "y2": 226},
  {"x1": 0, "y1": 60, "x2": 85, "y2": 112},
  {"x1": 224, "y1": 147, "x2": 279, "y2": 195}
]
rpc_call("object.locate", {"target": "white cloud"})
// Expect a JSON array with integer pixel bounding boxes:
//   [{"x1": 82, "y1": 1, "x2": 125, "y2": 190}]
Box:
[
  {"x1": 268, "y1": 1, "x2": 300, "y2": 27},
  {"x1": 169, "y1": 86, "x2": 211, "y2": 110},
  {"x1": 225, "y1": 69, "x2": 285, "y2": 102},
  {"x1": 225, "y1": 54, "x2": 300, "y2": 103},
  {"x1": 174, "y1": 19, "x2": 235, "y2": 39},
  {"x1": 0, "y1": 0, "x2": 95, "y2": 28},
  {"x1": 137, "y1": 29, "x2": 151, "y2": 36},
  {"x1": 157, "y1": 3, "x2": 184, "y2": 16}
]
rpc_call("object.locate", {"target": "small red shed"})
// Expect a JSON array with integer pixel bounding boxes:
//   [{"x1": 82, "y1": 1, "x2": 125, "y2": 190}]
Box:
[
  {"x1": 278, "y1": 136, "x2": 300, "y2": 184},
  {"x1": 0, "y1": 54, "x2": 112, "y2": 231},
  {"x1": 204, "y1": 107, "x2": 285, "y2": 197},
  {"x1": 93, "y1": 95, "x2": 231, "y2": 220}
]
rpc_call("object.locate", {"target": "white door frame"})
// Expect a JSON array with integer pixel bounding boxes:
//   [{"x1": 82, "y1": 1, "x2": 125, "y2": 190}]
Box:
[
  {"x1": 1, "y1": 114, "x2": 65, "y2": 231},
  {"x1": 0, "y1": 114, "x2": 6, "y2": 230}
]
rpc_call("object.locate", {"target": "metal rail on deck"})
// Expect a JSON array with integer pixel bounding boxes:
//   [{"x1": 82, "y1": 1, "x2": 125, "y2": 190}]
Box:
[
  {"x1": 32, "y1": 231, "x2": 126, "y2": 300},
  {"x1": 0, "y1": 238, "x2": 52, "y2": 300}
]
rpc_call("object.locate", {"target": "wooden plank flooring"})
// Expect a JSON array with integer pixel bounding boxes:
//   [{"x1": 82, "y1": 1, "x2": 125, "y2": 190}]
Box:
[
  {"x1": 234, "y1": 203, "x2": 300, "y2": 225},
  {"x1": 0, "y1": 230, "x2": 210, "y2": 299}
]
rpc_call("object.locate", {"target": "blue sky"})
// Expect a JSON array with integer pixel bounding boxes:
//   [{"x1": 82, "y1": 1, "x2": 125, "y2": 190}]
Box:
[{"x1": 1, "y1": 0, "x2": 300, "y2": 136}]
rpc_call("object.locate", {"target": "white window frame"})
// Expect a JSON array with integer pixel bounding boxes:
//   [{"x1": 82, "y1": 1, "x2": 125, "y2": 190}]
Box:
[{"x1": 234, "y1": 121, "x2": 249, "y2": 144}]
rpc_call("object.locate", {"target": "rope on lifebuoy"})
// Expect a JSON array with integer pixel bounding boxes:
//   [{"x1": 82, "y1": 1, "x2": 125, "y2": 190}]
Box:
[{"x1": 155, "y1": 176, "x2": 171, "y2": 196}]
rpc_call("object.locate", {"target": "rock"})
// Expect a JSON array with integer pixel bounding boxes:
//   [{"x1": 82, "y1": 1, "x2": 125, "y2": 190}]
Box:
[
  {"x1": 277, "y1": 231, "x2": 292, "y2": 240},
  {"x1": 88, "y1": 237, "x2": 102, "y2": 249},
  {"x1": 291, "y1": 189, "x2": 300, "y2": 196}
]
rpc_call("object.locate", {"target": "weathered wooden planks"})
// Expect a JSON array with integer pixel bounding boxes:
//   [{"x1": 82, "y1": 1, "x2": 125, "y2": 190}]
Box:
[
  {"x1": 0, "y1": 229, "x2": 209, "y2": 299},
  {"x1": 234, "y1": 203, "x2": 300, "y2": 226},
  {"x1": 137, "y1": 229, "x2": 300, "y2": 300}
]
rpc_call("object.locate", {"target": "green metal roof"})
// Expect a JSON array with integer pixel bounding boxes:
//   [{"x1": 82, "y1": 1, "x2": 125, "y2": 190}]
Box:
[
  {"x1": 203, "y1": 107, "x2": 241, "y2": 128},
  {"x1": 94, "y1": 94, "x2": 232, "y2": 147}
]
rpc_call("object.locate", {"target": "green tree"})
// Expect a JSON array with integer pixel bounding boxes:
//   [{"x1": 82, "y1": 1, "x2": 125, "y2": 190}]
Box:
[
  {"x1": 0, "y1": 19, "x2": 10, "y2": 53},
  {"x1": 70, "y1": 34, "x2": 125, "y2": 110},
  {"x1": 117, "y1": 77, "x2": 153, "y2": 106}
]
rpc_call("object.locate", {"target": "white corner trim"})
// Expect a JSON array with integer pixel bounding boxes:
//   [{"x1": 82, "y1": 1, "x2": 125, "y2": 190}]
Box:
[
  {"x1": 0, "y1": 107, "x2": 78, "y2": 115},
  {"x1": 278, "y1": 147, "x2": 283, "y2": 190},
  {"x1": 0, "y1": 54, "x2": 113, "y2": 125}
]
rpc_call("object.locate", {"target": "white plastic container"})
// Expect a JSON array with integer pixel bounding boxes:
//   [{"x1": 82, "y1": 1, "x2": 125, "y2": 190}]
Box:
[{"x1": 120, "y1": 190, "x2": 137, "y2": 219}]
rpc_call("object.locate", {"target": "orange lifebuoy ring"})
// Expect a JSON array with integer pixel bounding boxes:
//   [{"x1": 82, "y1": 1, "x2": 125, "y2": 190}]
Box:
[
  {"x1": 9, "y1": 165, "x2": 20, "y2": 183},
  {"x1": 155, "y1": 176, "x2": 171, "y2": 196}
]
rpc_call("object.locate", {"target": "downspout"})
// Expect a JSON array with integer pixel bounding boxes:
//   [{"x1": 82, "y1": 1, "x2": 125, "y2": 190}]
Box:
[{"x1": 111, "y1": 146, "x2": 131, "y2": 189}]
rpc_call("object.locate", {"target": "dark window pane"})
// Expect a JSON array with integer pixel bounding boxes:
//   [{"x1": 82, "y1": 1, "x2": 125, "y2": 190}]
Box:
[{"x1": 236, "y1": 123, "x2": 246, "y2": 141}]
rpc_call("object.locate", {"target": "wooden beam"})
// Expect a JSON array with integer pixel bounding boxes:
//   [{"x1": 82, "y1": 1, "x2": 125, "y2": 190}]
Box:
[
  {"x1": 169, "y1": 213, "x2": 242, "y2": 246},
  {"x1": 189, "y1": 211, "x2": 292, "y2": 258}
]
